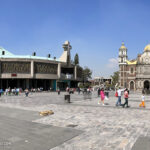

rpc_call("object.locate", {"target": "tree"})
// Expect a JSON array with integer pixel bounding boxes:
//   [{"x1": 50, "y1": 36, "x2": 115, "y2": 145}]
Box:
[
  {"x1": 70, "y1": 59, "x2": 74, "y2": 65},
  {"x1": 74, "y1": 53, "x2": 79, "y2": 65},
  {"x1": 111, "y1": 71, "x2": 119, "y2": 87},
  {"x1": 82, "y1": 66, "x2": 92, "y2": 82}
]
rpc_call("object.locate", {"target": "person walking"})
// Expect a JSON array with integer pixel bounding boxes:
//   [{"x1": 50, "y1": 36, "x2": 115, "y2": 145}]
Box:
[
  {"x1": 97, "y1": 88, "x2": 100, "y2": 97},
  {"x1": 98, "y1": 88, "x2": 105, "y2": 105},
  {"x1": 139, "y1": 92, "x2": 146, "y2": 108},
  {"x1": 116, "y1": 87, "x2": 124, "y2": 106},
  {"x1": 66, "y1": 86, "x2": 70, "y2": 93},
  {"x1": 77, "y1": 87, "x2": 80, "y2": 94},
  {"x1": 122, "y1": 89, "x2": 129, "y2": 108},
  {"x1": 25, "y1": 88, "x2": 29, "y2": 97},
  {"x1": 57, "y1": 88, "x2": 60, "y2": 95}
]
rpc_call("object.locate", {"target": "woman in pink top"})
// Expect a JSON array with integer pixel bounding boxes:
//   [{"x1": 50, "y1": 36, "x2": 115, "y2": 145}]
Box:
[
  {"x1": 98, "y1": 88, "x2": 105, "y2": 105},
  {"x1": 122, "y1": 89, "x2": 129, "y2": 108}
]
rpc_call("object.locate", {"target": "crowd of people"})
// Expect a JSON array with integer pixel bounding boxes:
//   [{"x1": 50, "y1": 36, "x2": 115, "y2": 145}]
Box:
[
  {"x1": 0, "y1": 86, "x2": 147, "y2": 108},
  {"x1": 0, "y1": 87, "x2": 36, "y2": 97},
  {"x1": 56, "y1": 87, "x2": 93, "y2": 96},
  {"x1": 0, "y1": 87, "x2": 21, "y2": 96},
  {"x1": 65, "y1": 87, "x2": 92, "y2": 95},
  {"x1": 97, "y1": 87, "x2": 146, "y2": 108},
  {"x1": 0, "y1": 87, "x2": 48, "y2": 97},
  {"x1": 30, "y1": 87, "x2": 44, "y2": 92}
]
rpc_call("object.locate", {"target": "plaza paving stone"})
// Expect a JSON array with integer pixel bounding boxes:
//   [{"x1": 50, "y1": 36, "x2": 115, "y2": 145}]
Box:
[
  {"x1": 0, "y1": 91, "x2": 150, "y2": 150},
  {"x1": 0, "y1": 112, "x2": 81, "y2": 150},
  {"x1": 131, "y1": 136, "x2": 150, "y2": 150}
]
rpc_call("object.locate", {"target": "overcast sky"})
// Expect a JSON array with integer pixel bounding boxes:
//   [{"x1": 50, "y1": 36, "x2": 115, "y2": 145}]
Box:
[{"x1": 0, "y1": 0, "x2": 150, "y2": 77}]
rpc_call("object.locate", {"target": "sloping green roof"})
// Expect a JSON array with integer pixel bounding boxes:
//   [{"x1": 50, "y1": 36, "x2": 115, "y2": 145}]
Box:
[
  {"x1": 0, "y1": 47, "x2": 59, "y2": 61},
  {"x1": 0, "y1": 47, "x2": 14, "y2": 56}
]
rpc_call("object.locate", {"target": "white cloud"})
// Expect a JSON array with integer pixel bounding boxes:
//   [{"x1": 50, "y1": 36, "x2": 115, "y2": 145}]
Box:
[
  {"x1": 92, "y1": 58, "x2": 119, "y2": 78},
  {"x1": 106, "y1": 58, "x2": 118, "y2": 69}
]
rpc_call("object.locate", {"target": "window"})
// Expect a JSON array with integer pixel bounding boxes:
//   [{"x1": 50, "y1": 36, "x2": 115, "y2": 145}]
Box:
[
  {"x1": 131, "y1": 68, "x2": 134, "y2": 74},
  {"x1": 124, "y1": 72, "x2": 126, "y2": 77},
  {"x1": 130, "y1": 81, "x2": 134, "y2": 90},
  {"x1": 121, "y1": 58, "x2": 123, "y2": 62},
  {"x1": 121, "y1": 79, "x2": 123, "y2": 86},
  {"x1": 2, "y1": 51, "x2": 5, "y2": 55}
]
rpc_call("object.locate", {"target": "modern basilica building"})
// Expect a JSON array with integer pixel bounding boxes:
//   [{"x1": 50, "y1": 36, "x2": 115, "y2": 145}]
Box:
[
  {"x1": 0, "y1": 41, "x2": 82, "y2": 90},
  {"x1": 119, "y1": 42, "x2": 150, "y2": 91}
]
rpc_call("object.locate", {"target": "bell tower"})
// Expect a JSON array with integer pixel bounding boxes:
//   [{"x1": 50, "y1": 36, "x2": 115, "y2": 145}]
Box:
[
  {"x1": 119, "y1": 42, "x2": 128, "y2": 64},
  {"x1": 62, "y1": 41, "x2": 72, "y2": 65},
  {"x1": 118, "y1": 42, "x2": 128, "y2": 88},
  {"x1": 59, "y1": 41, "x2": 72, "y2": 65}
]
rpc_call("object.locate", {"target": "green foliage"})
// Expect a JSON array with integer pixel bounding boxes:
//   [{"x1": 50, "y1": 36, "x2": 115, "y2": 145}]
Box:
[
  {"x1": 82, "y1": 66, "x2": 92, "y2": 81},
  {"x1": 78, "y1": 82, "x2": 91, "y2": 88},
  {"x1": 74, "y1": 53, "x2": 79, "y2": 65},
  {"x1": 111, "y1": 71, "x2": 119, "y2": 87}
]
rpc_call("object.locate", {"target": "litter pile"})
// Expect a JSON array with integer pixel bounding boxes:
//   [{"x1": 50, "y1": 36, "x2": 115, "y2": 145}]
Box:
[{"x1": 39, "y1": 110, "x2": 54, "y2": 116}]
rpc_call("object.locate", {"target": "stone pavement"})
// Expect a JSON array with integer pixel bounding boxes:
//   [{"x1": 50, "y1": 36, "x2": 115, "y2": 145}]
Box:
[
  {"x1": 131, "y1": 136, "x2": 150, "y2": 150},
  {"x1": 0, "y1": 91, "x2": 150, "y2": 150},
  {"x1": 0, "y1": 106, "x2": 81, "y2": 150}
]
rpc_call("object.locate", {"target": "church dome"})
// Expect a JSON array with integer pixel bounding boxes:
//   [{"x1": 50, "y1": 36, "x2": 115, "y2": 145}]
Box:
[
  {"x1": 144, "y1": 44, "x2": 150, "y2": 51},
  {"x1": 120, "y1": 42, "x2": 127, "y2": 49}
]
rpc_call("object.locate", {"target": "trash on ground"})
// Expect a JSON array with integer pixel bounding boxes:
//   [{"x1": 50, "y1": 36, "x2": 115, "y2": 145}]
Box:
[{"x1": 39, "y1": 110, "x2": 54, "y2": 116}]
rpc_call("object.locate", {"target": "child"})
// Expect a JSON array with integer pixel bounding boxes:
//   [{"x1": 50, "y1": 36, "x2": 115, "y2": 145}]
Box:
[{"x1": 139, "y1": 93, "x2": 145, "y2": 108}]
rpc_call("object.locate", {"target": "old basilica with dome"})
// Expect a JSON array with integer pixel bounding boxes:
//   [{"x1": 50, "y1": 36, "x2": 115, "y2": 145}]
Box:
[{"x1": 119, "y1": 42, "x2": 150, "y2": 91}]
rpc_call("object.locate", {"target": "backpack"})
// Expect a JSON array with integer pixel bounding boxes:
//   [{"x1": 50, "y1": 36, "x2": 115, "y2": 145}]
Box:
[{"x1": 115, "y1": 91, "x2": 118, "y2": 97}]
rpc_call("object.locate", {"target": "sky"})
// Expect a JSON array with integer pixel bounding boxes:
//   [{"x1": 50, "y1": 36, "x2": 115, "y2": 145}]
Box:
[{"x1": 0, "y1": 0, "x2": 150, "y2": 78}]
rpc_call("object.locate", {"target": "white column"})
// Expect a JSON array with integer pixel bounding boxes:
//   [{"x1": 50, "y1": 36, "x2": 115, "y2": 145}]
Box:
[
  {"x1": 74, "y1": 66, "x2": 77, "y2": 80},
  {"x1": 31, "y1": 61, "x2": 34, "y2": 78},
  {"x1": 57, "y1": 63, "x2": 61, "y2": 79}
]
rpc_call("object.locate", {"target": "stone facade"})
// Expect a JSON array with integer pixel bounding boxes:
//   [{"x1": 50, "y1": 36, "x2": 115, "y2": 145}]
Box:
[
  {"x1": 1, "y1": 62, "x2": 31, "y2": 73},
  {"x1": 119, "y1": 42, "x2": 150, "y2": 91},
  {"x1": 34, "y1": 62, "x2": 57, "y2": 74}
]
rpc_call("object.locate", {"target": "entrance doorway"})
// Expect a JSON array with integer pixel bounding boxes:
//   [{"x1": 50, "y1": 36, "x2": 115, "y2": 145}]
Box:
[
  {"x1": 144, "y1": 80, "x2": 149, "y2": 90},
  {"x1": 130, "y1": 81, "x2": 134, "y2": 90},
  {"x1": 57, "y1": 82, "x2": 69, "y2": 91},
  {"x1": 8, "y1": 79, "x2": 18, "y2": 89}
]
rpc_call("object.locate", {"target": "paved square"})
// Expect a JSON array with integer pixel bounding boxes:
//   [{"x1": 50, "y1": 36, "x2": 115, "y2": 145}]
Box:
[
  {"x1": 0, "y1": 107, "x2": 82, "y2": 150},
  {"x1": 0, "y1": 91, "x2": 150, "y2": 150},
  {"x1": 131, "y1": 136, "x2": 150, "y2": 150},
  {"x1": 0, "y1": 114, "x2": 81, "y2": 150}
]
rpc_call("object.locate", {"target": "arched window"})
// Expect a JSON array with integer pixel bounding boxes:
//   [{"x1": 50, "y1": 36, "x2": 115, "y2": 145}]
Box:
[
  {"x1": 131, "y1": 68, "x2": 134, "y2": 74},
  {"x1": 130, "y1": 81, "x2": 134, "y2": 90},
  {"x1": 144, "y1": 80, "x2": 149, "y2": 90},
  {"x1": 121, "y1": 58, "x2": 123, "y2": 62}
]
